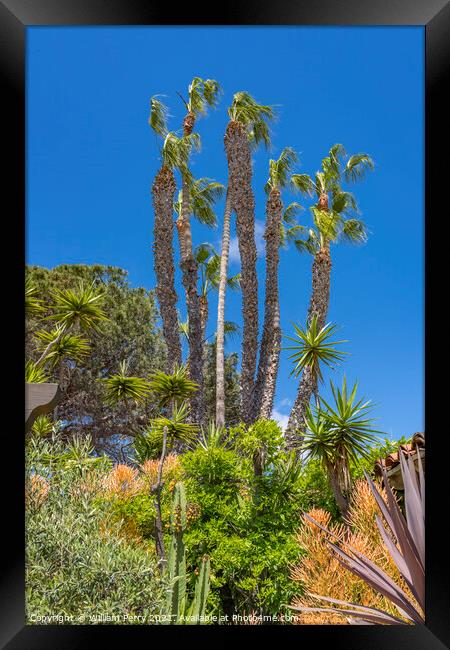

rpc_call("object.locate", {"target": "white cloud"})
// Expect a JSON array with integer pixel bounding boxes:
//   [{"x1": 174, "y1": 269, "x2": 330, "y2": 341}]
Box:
[
  {"x1": 271, "y1": 408, "x2": 289, "y2": 432},
  {"x1": 227, "y1": 219, "x2": 266, "y2": 266},
  {"x1": 278, "y1": 397, "x2": 292, "y2": 408}
]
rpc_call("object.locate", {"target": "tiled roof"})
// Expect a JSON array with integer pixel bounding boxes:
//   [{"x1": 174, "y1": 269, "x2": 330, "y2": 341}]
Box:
[{"x1": 375, "y1": 432, "x2": 425, "y2": 476}]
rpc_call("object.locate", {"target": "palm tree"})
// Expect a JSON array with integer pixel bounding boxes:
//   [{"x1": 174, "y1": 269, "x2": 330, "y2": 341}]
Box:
[
  {"x1": 35, "y1": 283, "x2": 107, "y2": 366},
  {"x1": 253, "y1": 147, "x2": 298, "y2": 421},
  {"x1": 174, "y1": 181, "x2": 225, "y2": 345},
  {"x1": 302, "y1": 377, "x2": 380, "y2": 517},
  {"x1": 174, "y1": 80, "x2": 221, "y2": 424},
  {"x1": 149, "y1": 98, "x2": 186, "y2": 374},
  {"x1": 193, "y1": 242, "x2": 240, "y2": 343},
  {"x1": 284, "y1": 316, "x2": 347, "y2": 449},
  {"x1": 287, "y1": 144, "x2": 374, "y2": 437},
  {"x1": 216, "y1": 91, "x2": 275, "y2": 427}
]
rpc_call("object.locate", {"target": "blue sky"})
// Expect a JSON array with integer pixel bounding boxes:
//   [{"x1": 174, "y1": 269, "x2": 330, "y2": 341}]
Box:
[{"x1": 26, "y1": 26, "x2": 424, "y2": 438}]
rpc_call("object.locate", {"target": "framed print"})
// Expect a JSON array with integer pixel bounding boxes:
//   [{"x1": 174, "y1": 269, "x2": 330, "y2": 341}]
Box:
[{"x1": 1, "y1": 0, "x2": 448, "y2": 647}]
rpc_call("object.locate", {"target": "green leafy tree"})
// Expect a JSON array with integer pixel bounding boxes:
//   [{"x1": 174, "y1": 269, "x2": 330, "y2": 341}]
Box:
[{"x1": 26, "y1": 264, "x2": 167, "y2": 455}]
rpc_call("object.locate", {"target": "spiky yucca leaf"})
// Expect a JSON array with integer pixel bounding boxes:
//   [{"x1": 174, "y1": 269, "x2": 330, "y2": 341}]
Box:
[
  {"x1": 48, "y1": 283, "x2": 108, "y2": 333},
  {"x1": 284, "y1": 315, "x2": 347, "y2": 382},
  {"x1": 35, "y1": 327, "x2": 91, "y2": 368},
  {"x1": 25, "y1": 360, "x2": 49, "y2": 383},
  {"x1": 25, "y1": 278, "x2": 44, "y2": 316},
  {"x1": 150, "y1": 402, "x2": 198, "y2": 443},
  {"x1": 99, "y1": 361, "x2": 151, "y2": 405},
  {"x1": 148, "y1": 365, "x2": 198, "y2": 409}
]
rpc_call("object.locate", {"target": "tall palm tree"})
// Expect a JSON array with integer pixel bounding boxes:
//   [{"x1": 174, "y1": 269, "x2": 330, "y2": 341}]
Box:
[
  {"x1": 174, "y1": 181, "x2": 225, "y2": 343},
  {"x1": 284, "y1": 316, "x2": 347, "y2": 449},
  {"x1": 302, "y1": 377, "x2": 380, "y2": 517},
  {"x1": 286, "y1": 144, "x2": 374, "y2": 439},
  {"x1": 253, "y1": 147, "x2": 298, "y2": 421},
  {"x1": 175, "y1": 79, "x2": 221, "y2": 425},
  {"x1": 193, "y1": 242, "x2": 240, "y2": 343},
  {"x1": 149, "y1": 98, "x2": 189, "y2": 374},
  {"x1": 216, "y1": 91, "x2": 275, "y2": 427}
]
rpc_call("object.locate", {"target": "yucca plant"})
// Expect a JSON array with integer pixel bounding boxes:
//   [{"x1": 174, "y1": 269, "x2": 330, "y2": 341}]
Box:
[
  {"x1": 291, "y1": 448, "x2": 424, "y2": 624},
  {"x1": 284, "y1": 316, "x2": 347, "y2": 447},
  {"x1": 25, "y1": 277, "x2": 45, "y2": 317},
  {"x1": 216, "y1": 91, "x2": 275, "y2": 428},
  {"x1": 148, "y1": 365, "x2": 198, "y2": 412},
  {"x1": 35, "y1": 283, "x2": 107, "y2": 366},
  {"x1": 25, "y1": 360, "x2": 49, "y2": 384},
  {"x1": 99, "y1": 361, "x2": 151, "y2": 406},
  {"x1": 301, "y1": 377, "x2": 381, "y2": 516}
]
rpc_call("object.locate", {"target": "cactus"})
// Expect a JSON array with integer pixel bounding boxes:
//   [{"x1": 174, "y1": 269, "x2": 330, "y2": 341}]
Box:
[
  {"x1": 166, "y1": 482, "x2": 187, "y2": 620},
  {"x1": 165, "y1": 482, "x2": 210, "y2": 624},
  {"x1": 187, "y1": 556, "x2": 210, "y2": 622}
]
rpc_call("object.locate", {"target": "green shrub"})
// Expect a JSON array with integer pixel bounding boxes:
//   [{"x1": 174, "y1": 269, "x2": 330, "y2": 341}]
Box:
[{"x1": 26, "y1": 435, "x2": 167, "y2": 624}]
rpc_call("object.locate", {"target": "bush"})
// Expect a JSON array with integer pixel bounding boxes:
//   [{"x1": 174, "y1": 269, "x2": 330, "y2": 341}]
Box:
[{"x1": 26, "y1": 435, "x2": 167, "y2": 624}]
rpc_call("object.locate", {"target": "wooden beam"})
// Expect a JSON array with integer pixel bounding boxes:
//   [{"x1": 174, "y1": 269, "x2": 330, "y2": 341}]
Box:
[{"x1": 25, "y1": 383, "x2": 62, "y2": 434}]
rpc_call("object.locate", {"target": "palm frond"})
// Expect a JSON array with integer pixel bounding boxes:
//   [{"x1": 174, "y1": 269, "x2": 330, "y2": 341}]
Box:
[
  {"x1": 99, "y1": 365, "x2": 151, "y2": 406},
  {"x1": 228, "y1": 91, "x2": 275, "y2": 149},
  {"x1": 340, "y1": 219, "x2": 368, "y2": 244},
  {"x1": 188, "y1": 77, "x2": 221, "y2": 115},
  {"x1": 190, "y1": 178, "x2": 225, "y2": 227},
  {"x1": 149, "y1": 96, "x2": 169, "y2": 137},
  {"x1": 266, "y1": 147, "x2": 298, "y2": 192},
  {"x1": 344, "y1": 153, "x2": 375, "y2": 184},
  {"x1": 291, "y1": 173, "x2": 316, "y2": 198}
]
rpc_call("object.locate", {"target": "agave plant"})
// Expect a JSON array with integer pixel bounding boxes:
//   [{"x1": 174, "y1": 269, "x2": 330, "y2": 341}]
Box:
[{"x1": 290, "y1": 447, "x2": 424, "y2": 624}]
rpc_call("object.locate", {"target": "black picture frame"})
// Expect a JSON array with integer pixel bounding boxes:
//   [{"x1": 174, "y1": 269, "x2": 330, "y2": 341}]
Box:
[{"x1": 2, "y1": 1, "x2": 448, "y2": 647}]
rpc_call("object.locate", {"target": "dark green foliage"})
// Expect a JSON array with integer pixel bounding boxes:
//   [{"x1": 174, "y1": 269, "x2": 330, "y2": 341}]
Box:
[
  {"x1": 179, "y1": 421, "x2": 304, "y2": 618},
  {"x1": 26, "y1": 264, "x2": 167, "y2": 455}
]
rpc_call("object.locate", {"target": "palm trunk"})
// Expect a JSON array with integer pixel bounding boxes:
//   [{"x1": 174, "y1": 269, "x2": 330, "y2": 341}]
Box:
[
  {"x1": 226, "y1": 121, "x2": 258, "y2": 424},
  {"x1": 152, "y1": 426, "x2": 168, "y2": 568},
  {"x1": 253, "y1": 188, "x2": 282, "y2": 421},
  {"x1": 286, "y1": 193, "x2": 332, "y2": 448},
  {"x1": 326, "y1": 461, "x2": 350, "y2": 519},
  {"x1": 215, "y1": 188, "x2": 232, "y2": 428},
  {"x1": 285, "y1": 365, "x2": 318, "y2": 450},
  {"x1": 176, "y1": 112, "x2": 204, "y2": 425},
  {"x1": 200, "y1": 295, "x2": 208, "y2": 344},
  {"x1": 152, "y1": 165, "x2": 182, "y2": 373}
]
